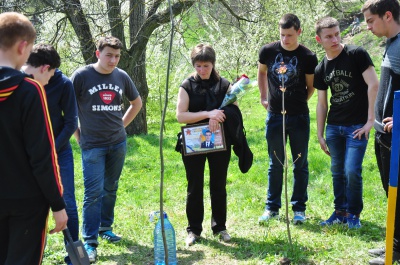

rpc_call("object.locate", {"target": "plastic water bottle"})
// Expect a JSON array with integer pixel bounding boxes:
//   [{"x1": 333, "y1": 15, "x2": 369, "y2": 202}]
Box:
[{"x1": 153, "y1": 212, "x2": 177, "y2": 265}]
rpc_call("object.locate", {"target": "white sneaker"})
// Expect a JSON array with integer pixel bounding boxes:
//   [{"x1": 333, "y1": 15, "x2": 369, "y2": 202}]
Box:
[
  {"x1": 185, "y1": 232, "x2": 200, "y2": 246},
  {"x1": 258, "y1": 210, "x2": 279, "y2": 224},
  {"x1": 84, "y1": 243, "x2": 97, "y2": 263},
  {"x1": 217, "y1": 230, "x2": 231, "y2": 242}
]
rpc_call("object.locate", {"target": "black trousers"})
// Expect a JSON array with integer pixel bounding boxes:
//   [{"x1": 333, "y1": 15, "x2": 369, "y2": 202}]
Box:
[
  {"x1": 0, "y1": 196, "x2": 49, "y2": 265},
  {"x1": 182, "y1": 146, "x2": 231, "y2": 235},
  {"x1": 375, "y1": 133, "x2": 400, "y2": 252}
]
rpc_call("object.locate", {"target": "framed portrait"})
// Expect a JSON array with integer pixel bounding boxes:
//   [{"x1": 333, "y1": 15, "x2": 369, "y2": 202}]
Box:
[{"x1": 181, "y1": 122, "x2": 227, "y2": 156}]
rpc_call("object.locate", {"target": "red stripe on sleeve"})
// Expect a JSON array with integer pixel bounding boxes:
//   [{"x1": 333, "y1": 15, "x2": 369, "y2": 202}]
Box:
[{"x1": 25, "y1": 78, "x2": 63, "y2": 195}]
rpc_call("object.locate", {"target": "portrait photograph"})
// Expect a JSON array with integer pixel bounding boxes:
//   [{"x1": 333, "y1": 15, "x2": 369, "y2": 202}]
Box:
[{"x1": 181, "y1": 122, "x2": 226, "y2": 156}]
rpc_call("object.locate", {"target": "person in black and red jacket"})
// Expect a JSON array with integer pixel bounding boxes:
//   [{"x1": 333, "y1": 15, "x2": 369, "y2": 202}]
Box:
[{"x1": 0, "y1": 12, "x2": 67, "y2": 265}]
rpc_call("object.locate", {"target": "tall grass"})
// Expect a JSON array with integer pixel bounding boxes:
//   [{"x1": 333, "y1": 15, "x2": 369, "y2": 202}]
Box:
[{"x1": 42, "y1": 30, "x2": 388, "y2": 265}]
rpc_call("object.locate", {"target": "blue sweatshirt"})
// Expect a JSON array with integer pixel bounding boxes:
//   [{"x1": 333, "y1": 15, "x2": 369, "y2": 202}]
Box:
[{"x1": 45, "y1": 69, "x2": 78, "y2": 152}]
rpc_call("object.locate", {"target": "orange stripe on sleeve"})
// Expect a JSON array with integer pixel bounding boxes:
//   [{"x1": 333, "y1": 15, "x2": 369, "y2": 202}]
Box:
[{"x1": 0, "y1": 84, "x2": 18, "y2": 101}]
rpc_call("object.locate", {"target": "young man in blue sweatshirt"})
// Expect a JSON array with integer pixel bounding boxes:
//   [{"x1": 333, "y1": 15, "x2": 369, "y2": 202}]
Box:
[{"x1": 24, "y1": 43, "x2": 79, "y2": 265}]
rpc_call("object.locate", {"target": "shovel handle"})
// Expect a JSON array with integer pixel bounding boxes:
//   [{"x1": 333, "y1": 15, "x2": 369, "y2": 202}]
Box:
[{"x1": 62, "y1": 228, "x2": 74, "y2": 244}]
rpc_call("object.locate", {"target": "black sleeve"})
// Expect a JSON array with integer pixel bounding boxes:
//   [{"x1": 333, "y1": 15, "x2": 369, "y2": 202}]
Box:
[
  {"x1": 314, "y1": 61, "x2": 328, "y2": 91},
  {"x1": 354, "y1": 46, "x2": 374, "y2": 74},
  {"x1": 258, "y1": 44, "x2": 270, "y2": 65},
  {"x1": 22, "y1": 79, "x2": 65, "y2": 212},
  {"x1": 305, "y1": 53, "x2": 319, "y2": 75}
]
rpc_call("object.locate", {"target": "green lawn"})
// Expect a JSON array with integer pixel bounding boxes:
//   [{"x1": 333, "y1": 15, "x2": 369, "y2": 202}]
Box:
[
  {"x1": 43, "y1": 91, "x2": 388, "y2": 265},
  {"x1": 42, "y1": 30, "x2": 389, "y2": 265}
]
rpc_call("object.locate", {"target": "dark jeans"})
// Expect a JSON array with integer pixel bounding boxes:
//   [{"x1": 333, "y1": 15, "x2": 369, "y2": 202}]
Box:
[
  {"x1": 265, "y1": 112, "x2": 310, "y2": 212},
  {"x1": 0, "y1": 197, "x2": 49, "y2": 265},
  {"x1": 182, "y1": 146, "x2": 231, "y2": 235},
  {"x1": 58, "y1": 147, "x2": 79, "y2": 264},
  {"x1": 375, "y1": 133, "x2": 400, "y2": 252}
]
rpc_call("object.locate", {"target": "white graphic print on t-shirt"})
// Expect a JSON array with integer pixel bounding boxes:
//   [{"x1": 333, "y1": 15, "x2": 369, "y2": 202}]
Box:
[
  {"x1": 88, "y1": 83, "x2": 123, "y2": 111},
  {"x1": 324, "y1": 70, "x2": 355, "y2": 105}
]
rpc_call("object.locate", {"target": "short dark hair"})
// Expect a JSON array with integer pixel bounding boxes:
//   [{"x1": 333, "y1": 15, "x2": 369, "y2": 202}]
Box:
[
  {"x1": 205, "y1": 130, "x2": 212, "y2": 136},
  {"x1": 0, "y1": 12, "x2": 36, "y2": 50},
  {"x1": 279, "y1": 13, "x2": 301, "y2": 31},
  {"x1": 362, "y1": 0, "x2": 400, "y2": 23},
  {"x1": 190, "y1": 43, "x2": 220, "y2": 81},
  {"x1": 315, "y1": 16, "x2": 340, "y2": 36},
  {"x1": 26, "y1": 43, "x2": 61, "y2": 70},
  {"x1": 191, "y1": 43, "x2": 216, "y2": 66},
  {"x1": 97, "y1": 36, "x2": 123, "y2": 52}
]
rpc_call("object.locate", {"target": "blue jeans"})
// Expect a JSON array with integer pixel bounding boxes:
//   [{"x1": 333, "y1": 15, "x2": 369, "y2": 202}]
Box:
[
  {"x1": 81, "y1": 141, "x2": 127, "y2": 245},
  {"x1": 265, "y1": 112, "x2": 310, "y2": 212},
  {"x1": 58, "y1": 146, "x2": 79, "y2": 263},
  {"x1": 326, "y1": 124, "x2": 368, "y2": 215}
]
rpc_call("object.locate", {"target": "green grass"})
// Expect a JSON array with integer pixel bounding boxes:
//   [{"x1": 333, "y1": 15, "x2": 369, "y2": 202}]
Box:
[
  {"x1": 43, "y1": 96, "x2": 386, "y2": 264},
  {"x1": 42, "y1": 31, "x2": 388, "y2": 265}
]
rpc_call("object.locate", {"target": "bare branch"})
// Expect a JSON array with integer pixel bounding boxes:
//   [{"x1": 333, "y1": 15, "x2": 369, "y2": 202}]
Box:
[
  {"x1": 217, "y1": 0, "x2": 257, "y2": 23},
  {"x1": 61, "y1": 0, "x2": 96, "y2": 64},
  {"x1": 49, "y1": 16, "x2": 68, "y2": 45},
  {"x1": 128, "y1": 0, "x2": 195, "y2": 60},
  {"x1": 147, "y1": 0, "x2": 163, "y2": 18}
]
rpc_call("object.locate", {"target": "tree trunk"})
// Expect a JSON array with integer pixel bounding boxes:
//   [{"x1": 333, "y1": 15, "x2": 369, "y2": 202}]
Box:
[
  {"x1": 123, "y1": 0, "x2": 148, "y2": 135},
  {"x1": 42, "y1": 0, "x2": 196, "y2": 135},
  {"x1": 62, "y1": 0, "x2": 96, "y2": 64},
  {"x1": 123, "y1": 52, "x2": 148, "y2": 135}
]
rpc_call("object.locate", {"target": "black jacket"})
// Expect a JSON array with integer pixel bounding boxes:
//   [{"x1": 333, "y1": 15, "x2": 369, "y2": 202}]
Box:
[
  {"x1": 222, "y1": 104, "x2": 253, "y2": 173},
  {"x1": 0, "y1": 67, "x2": 65, "y2": 211}
]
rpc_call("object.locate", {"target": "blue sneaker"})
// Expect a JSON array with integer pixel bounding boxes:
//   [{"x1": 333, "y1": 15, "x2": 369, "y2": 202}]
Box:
[
  {"x1": 100, "y1": 230, "x2": 122, "y2": 243},
  {"x1": 258, "y1": 210, "x2": 279, "y2": 224},
  {"x1": 293, "y1": 211, "x2": 306, "y2": 224},
  {"x1": 347, "y1": 213, "x2": 361, "y2": 229},
  {"x1": 84, "y1": 243, "x2": 97, "y2": 263},
  {"x1": 320, "y1": 211, "x2": 347, "y2": 226}
]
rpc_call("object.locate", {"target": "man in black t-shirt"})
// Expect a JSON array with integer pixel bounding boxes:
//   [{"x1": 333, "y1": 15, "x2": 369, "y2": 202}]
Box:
[
  {"x1": 257, "y1": 13, "x2": 318, "y2": 225},
  {"x1": 314, "y1": 16, "x2": 378, "y2": 229}
]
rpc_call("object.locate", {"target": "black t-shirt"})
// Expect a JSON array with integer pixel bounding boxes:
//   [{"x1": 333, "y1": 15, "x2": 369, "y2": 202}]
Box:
[
  {"x1": 314, "y1": 45, "x2": 373, "y2": 126},
  {"x1": 180, "y1": 75, "x2": 230, "y2": 124},
  {"x1": 258, "y1": 41, "x2": 318, "y2": 115}
]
